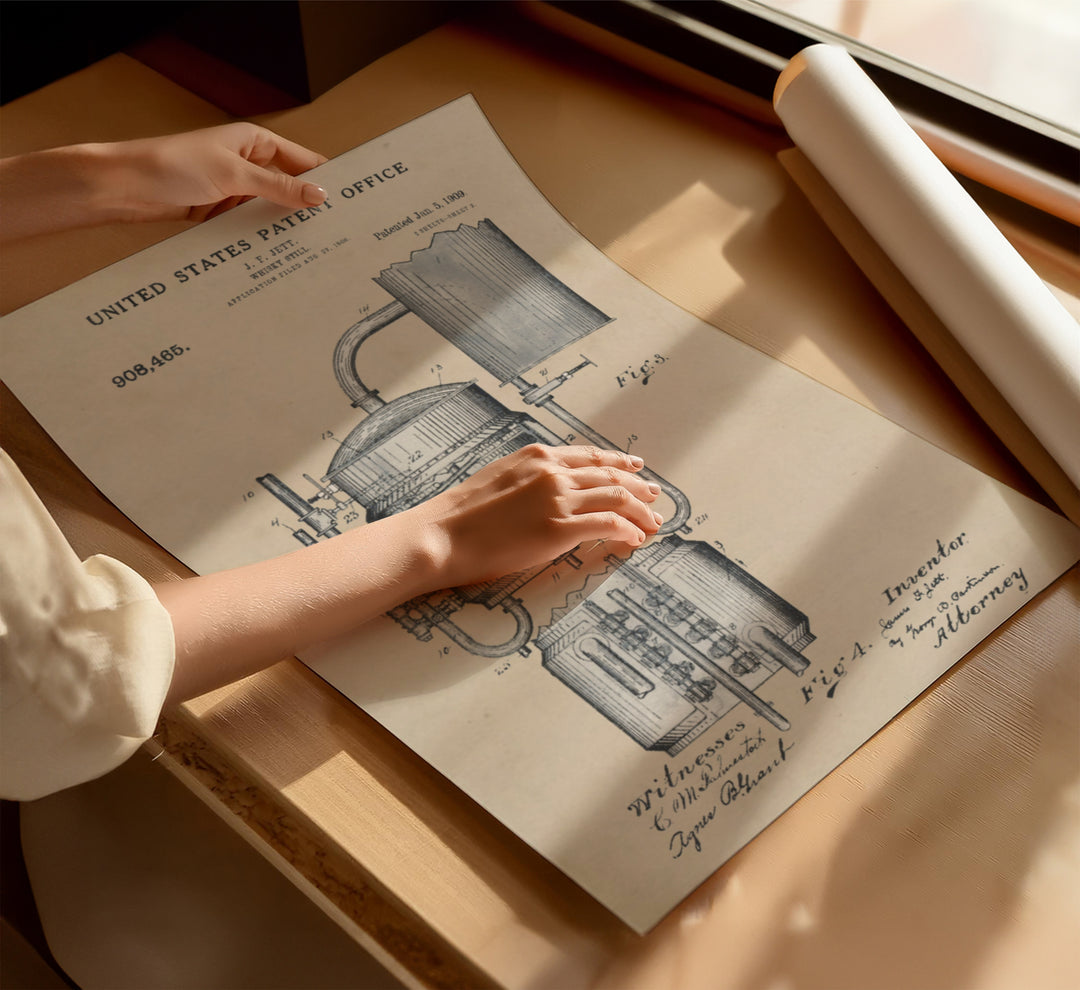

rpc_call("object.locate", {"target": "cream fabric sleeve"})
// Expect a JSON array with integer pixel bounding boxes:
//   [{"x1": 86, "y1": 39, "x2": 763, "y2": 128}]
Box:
[{"x1": 0, "y1": 449, "x2": 175, "y2": 800}]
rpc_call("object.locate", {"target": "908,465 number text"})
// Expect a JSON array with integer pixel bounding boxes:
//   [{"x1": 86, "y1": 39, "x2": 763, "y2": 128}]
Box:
[{"x1": 112, "y1": 345, "x2": 189, "y2": 388}]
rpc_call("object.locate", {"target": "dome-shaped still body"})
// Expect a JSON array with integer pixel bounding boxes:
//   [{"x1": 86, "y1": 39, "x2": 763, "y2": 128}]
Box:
[{"x1": 324, "y1": 380, "x2": 563, "y2": 522}]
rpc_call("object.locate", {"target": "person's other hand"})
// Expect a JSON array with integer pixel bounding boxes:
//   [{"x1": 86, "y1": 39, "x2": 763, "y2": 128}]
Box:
[
  {"x1": 0, "y1": 124, "x2": 328, "y2": 241},
  {"x1": 102, "y1": 122, "x2": 328, "y2": 222},
  {"x1": 413, "y1": 444, "x2": 664, "y2": 588}
]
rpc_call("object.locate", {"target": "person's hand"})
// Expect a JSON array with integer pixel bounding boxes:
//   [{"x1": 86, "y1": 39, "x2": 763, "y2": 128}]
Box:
[
  {"x1": 412, "y1": 444, "x2": 664, "y2": 588},
  {"x1": 100, "y1": 122, "x2": 328, "y2": 222},
  {"x1": 0, "y1": 123, "x2": 329, "y2": 241}
]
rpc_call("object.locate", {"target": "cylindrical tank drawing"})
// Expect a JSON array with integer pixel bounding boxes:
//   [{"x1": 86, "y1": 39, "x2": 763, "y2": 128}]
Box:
[
  {"x1": 373, "y1": 219, "x2": 613, "y2": 382},
  {"x1": 535, "y1": 536, "x2": 813, "y2": 754}
]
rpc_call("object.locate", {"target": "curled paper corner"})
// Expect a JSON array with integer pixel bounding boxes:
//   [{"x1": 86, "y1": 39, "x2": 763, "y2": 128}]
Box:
[{"x1": 773, "y1": 42, "x2": 846, "y2": 106}]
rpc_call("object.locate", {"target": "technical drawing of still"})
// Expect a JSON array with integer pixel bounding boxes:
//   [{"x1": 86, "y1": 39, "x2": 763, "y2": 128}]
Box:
[{"x1": 258, "y1": 219, "x2": 814, "y2": 756}]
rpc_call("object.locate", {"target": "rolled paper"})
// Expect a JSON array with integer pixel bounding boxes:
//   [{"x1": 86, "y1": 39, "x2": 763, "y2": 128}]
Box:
[{"x1": 774, "y1": 45, "x2": 1080, "y2": 492}]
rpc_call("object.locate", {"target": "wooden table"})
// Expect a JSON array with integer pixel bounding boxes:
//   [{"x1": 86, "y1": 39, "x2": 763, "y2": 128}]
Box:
[{"x1": 3, "y1": 9, "x2": 1078, "y2": 989}]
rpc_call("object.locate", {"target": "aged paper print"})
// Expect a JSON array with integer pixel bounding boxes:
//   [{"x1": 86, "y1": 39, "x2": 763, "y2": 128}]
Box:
[{"x1": 3, "y1": 97, "x2": 1077, "y2": 931}]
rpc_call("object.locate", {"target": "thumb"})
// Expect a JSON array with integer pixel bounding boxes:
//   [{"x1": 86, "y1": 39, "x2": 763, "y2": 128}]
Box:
[{"x1": 232, "y1": 158, "x2": 327, "y2": 209}]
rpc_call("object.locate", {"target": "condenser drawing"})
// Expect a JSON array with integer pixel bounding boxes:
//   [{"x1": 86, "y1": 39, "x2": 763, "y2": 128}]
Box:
[
  {"x1": 258, "y1": 219, "x2": 813, "y2": 753},
  {"x1": 536, "y1": 536, "x2": 811, "y2": 754}
]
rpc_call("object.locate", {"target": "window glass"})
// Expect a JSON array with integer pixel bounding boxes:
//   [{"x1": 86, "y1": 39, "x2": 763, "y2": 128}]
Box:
[{"x1": 751, "y1": 0, "x2": 1079, "y2": 135}]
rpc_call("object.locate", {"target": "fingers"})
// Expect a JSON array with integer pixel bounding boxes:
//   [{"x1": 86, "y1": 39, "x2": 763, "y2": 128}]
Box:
[
  {"x1": 530, "y1": 444, "x2": 665, "y2": 546},
  {"x1": 548, "y1": 443, "x2": 645, "y2": 474},
  {"x1": 193, "y1": 194, "x2": 247, "y2": 223},
  {"x1": 241, "y1": 124, "x2": 328, "y2": 208},
  {"x1": 243, "y1": 124, "x2": 329, "y2": 174},
  {"x1": 565, "y1": 464, "x2": 659, "y2": 502},
  {"x1": 232, "y1": 157, "x2": 327, "y2": 211},
  {"x1": 518, "y1": 444, "x2": 658, "y2": 504},
  {"x1": 569, "y1": 486, "x2": 664, "y2": 541}
]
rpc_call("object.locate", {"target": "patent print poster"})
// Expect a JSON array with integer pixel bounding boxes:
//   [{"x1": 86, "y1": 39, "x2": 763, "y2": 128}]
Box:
[{"x1": 3, "y1": 97, "x2": 1078, "y2": 932}]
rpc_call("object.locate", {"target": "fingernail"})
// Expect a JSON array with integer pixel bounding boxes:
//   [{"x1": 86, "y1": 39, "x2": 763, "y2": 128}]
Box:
[
  {"x1": 647, "y1": 482, "x2": 661, "y2": 496},
  {"x1": 629, "y1": 455, "x2": 644, "y2": 469},
  {"x1": 302, "y1": 183, "x2": 327, "y2": 205},
  {"x1": 652, "y1": 512, "x2": 664, "y2": 526}
]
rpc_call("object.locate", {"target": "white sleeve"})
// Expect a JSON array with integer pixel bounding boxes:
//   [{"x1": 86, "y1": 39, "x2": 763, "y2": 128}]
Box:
[{"x1": 0, "y1": 449, "x2": 175, "y2": 800}]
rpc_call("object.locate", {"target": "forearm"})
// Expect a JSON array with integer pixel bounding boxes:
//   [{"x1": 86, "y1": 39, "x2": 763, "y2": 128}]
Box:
[
  {"x1": 154, "y1": 444, "x2": 661, "y2": 705},
  {"x1": 156, "y1": 509, "x2": 444, "y2": 705},
  {"x1": 0, "y1": 144, "x2": 133, "y2": 240}
]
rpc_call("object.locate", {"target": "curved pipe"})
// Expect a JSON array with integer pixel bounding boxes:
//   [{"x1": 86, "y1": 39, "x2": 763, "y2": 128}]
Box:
[
  {"x1": 435, "y1": 598, "x2": 534, "y2": 658},
  {"x1": 533, "y1": 395, "x2": 692, "y2": 534},
  {"x1": 332, "y1": 299, "x2": 409, "y2": 411}
]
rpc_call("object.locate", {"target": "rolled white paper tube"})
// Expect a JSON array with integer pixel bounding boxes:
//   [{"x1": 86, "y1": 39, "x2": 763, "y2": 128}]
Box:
[{"x1": 774, "y1": 45, "x2": 1080, "y2": 490}]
